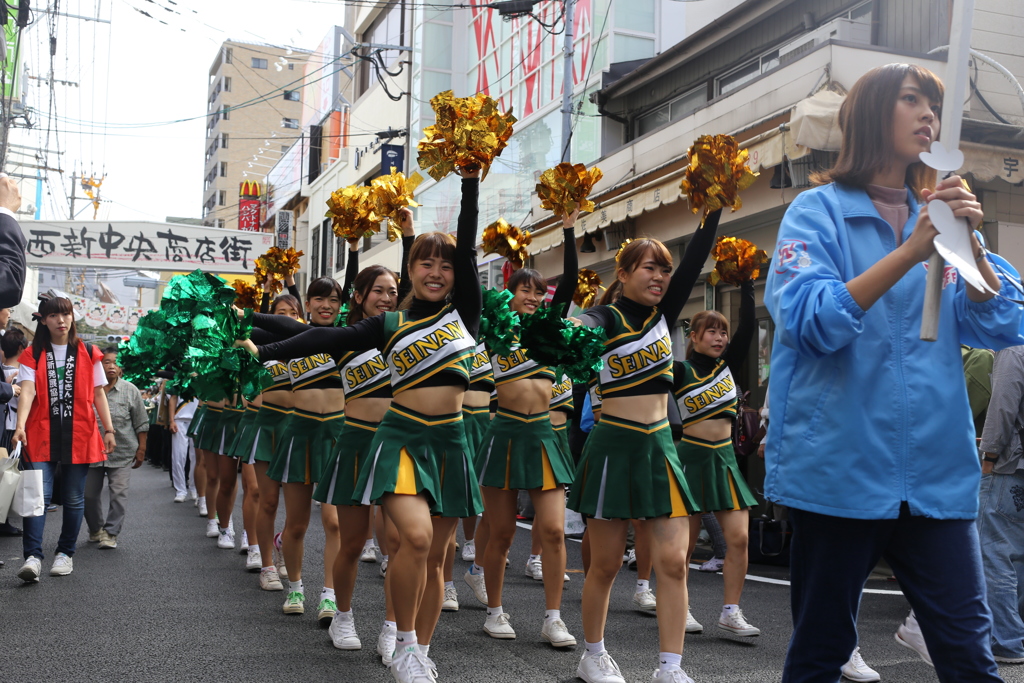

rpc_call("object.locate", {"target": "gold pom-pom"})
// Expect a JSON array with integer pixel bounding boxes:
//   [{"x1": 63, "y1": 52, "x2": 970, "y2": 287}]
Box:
[
  {"x1": 370, "y1": 167, "x2": 423, "y2": 242},
  {"x1": 481, "y1": 218, "x2": 532, "y2": 267},
  {"x1": 708, "y1": 236, "x2": 768, "y2": 287},
  {"x1": 326, "y1": 185, "x2": 380, "y2": 242},
  {"x1": 253, "y1": 265, "x2": 284, "y2": 297},
  {"x1": 680, "y1": 134, "x2": 758, "y2": 219},
  {"x1": 417, "y1": 90, "x2": 517, "y2": 182},
  {"x1": 615, "y1": 238, "x2": 634, "y2": 264},
  {"x1": 573, "y1": 268, "x2": 604, "y2": 308},
  {"x1": 232, "y1": 280, "x2": 261, "y2": 310},
  {"x1": 536, "y1": 162, "x2": 604, "y2": 216},
  {"x1": 256, "y1": 246, "x2": 304, "y2": 279}
]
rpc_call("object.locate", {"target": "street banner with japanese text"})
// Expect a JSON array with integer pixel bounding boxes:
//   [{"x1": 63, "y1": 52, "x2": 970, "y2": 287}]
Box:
[{"x1": 20, "y1": 221, "x2": 274, "y2": 273}]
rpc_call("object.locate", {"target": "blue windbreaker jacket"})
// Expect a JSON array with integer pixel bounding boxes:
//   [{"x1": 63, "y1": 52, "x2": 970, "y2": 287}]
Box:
[{"x1": 764, "y1": 183, "x2": 1024, "y2": 520}]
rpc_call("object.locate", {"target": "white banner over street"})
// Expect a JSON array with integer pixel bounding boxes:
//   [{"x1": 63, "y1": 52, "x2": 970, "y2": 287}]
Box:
[{"x1": 20, "y1": 221, "x2": 275, "y2": 273}]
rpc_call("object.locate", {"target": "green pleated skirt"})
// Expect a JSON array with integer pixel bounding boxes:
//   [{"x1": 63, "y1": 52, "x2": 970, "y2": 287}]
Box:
[
  {"x1": 476, "y1": 409, "x2": 574, "y2": 491},
  {"x1": 195, "y1": 407, "x2": 224, "y2": 452},
  {"x1": 567, "y1": 415, "x2": 698, "y2": 520},
  {"x1": 354, "y1": 405, "x2": 483, "y2": 518},
  {"x1": 211, "y1": 406, "x2": 246, "y2": 456},
  {"x1": 225, "y1": 406, "x2": 260, "y2": 459},
  {"x1": 553, "y1": 420, "x2": 570, "y2": 462},
  {"x1": 247, "y1": 403, "x2": 294, "y2": 466},
  {"x1": 268, "y1": 408, "x2": 345, "y2": 485},
  {"x1": 462, "y1": 406, "x2": 490, "y2": 457},
  {"x1": 186, "y1": 404, "x2": 208, "y2": 439},
  {"x1": 314, "y1": 416, "x2": 378, "y2": 506},
  {"x1": 677, "y1": 435, "x2": 758, "y2": 512}
]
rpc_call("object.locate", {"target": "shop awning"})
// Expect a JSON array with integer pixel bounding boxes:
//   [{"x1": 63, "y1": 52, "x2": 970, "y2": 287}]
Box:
[{"x1": 961, "y1": 141, "x2": 1024, "y2": 183}]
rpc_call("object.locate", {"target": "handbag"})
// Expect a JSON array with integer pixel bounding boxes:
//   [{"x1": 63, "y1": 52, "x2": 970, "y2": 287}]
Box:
[
  {"x1": 747, "y1": 515, "x2": 791, "y2": 567},
  {"x1": 733, "y1": 391, "x2": 765, "y2": 458},
  {"x1": 0, "y1": 442, "x2": 21, "y2": 520},
  {"x1": 11, "y1": 449, "x2": 45, "y2": 518}
]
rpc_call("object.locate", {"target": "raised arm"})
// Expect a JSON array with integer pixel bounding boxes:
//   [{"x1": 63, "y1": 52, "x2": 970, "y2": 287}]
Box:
[
  {"x1": 723, "y1": 279, "x2": 756, "y2": 373},
  {"x1": 397, "y1": 229, "x2": 415, "y2": 304},
  {"x1": 659, "y1": 209, "x2": 721, "y2": 324},
  {"x1": 452, "y1": 176, "x2": 482, "y2": 338},
  {"x1": 256, "y1": 314, "x2": 386, "y2": 362},
  {"x1": 550, "y1": 210, "x2": 580, "y2": 311},
  {"x1": 253, "y1": 312, "x2": 311, "y2": 337},
  {"x1": 342, "y1": 241, "x2": 360, "y2": 304}
]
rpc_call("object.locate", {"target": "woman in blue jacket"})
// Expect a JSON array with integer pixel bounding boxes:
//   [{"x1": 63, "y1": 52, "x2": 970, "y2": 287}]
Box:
[{"x1": 764, "y1": 63, "x2": 1023, "y2": 682}]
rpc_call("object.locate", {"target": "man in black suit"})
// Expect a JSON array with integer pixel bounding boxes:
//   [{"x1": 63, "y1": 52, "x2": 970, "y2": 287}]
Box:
[{"x1": 0, "y1": 173, "x2": 25, "y2": 310}]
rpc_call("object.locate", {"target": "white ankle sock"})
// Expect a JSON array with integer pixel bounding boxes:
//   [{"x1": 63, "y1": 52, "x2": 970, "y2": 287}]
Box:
[
  {"x1": 396, "y1": 630, "x2": 417, "y2": 647},
  {"x1": 381, "y1": 554, "x2": 389, "y2": 563},
  {"x1": 659, "y1": 653, "x2": 682, "y2": 672},
  {"x1": 419, "y1": 643, "x2": 430, "y2": 656},
  {"x1": 722, "y1": 604, "x2": 739, "y2": 616},
  {"x1": 470, "y1": 563, "x2": 484, "y2": 575},
  {"x1": 261, "y1": 565, "x2": 275, "y2": 572},
  {"x1": 544, "y1": 609, "x2": 560, "y2": 623},
  {"x1": 486, "y1": 605, "x2": 503, "y2": 617},
  {"x1": 321, "y1": 587, "x2": 335, "y2": 600},
  {"x1": 636, "y1": 579, "x2": 649, "y2": 592},
  {"x1": 444, "y1": 580, "x2": 454, "y2": 589},
  {"x1": 289, "y1": 579, "x2": 304, "y2": 594},
  {"x1": 364, "y1": 538, "x2": 375, "y2": 549},
  {"x1": 585, "y1": 640, "x2": 605, "y2": 656},
  {"x1": 384, "y1": 620, "x2": 397, "y2": 630},
  {"x1": 529, "y1": 554, "x2": 540, "y2": 562}
]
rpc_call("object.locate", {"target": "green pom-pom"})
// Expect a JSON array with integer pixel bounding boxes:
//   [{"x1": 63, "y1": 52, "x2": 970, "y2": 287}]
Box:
[
  {"x1": 479, "y1": 287, "x2": 520, "y2": 357},
  {"x1": 519, "y1": 302, "x2": 606, "y2": 384},
  {"x1": 334, "y1": 301, "x2": 350, "y2": 327}
]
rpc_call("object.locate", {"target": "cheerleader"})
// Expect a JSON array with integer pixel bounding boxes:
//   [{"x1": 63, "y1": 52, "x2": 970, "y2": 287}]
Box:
[
  {"x1": 250, "y1": 279, "x2": 345, "y2": 623},
  {"x1": 675, "y1": 277, "x2": 759, "y2": 638},
  {"x1": 568, "y1": 212, "x2": 720, "y2": 683},
  {"x1": 239, "y1": 170, "x2": 484, "y2": 683},
  {"x1": 475, "y1": 211, "x2": 579, "y2": 648},
  {"x1": 195, "y1": 398, "x2": 225, "y2": 540}
]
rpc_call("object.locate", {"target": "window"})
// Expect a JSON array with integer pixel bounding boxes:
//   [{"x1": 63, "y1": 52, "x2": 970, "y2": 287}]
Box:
[
  {"x1": 636, "y1": 86, "x2": 707, "y2": 137},
  {"x1": 225, "y1": 48, "x2": 233, "y2": 64},
  {"x1": 717, "y1": 49, "x2": 780, "y2": 96},
  {"x1": 281, "y1": 118, "x2": 299, "y2": 129},
  {"x1": 252, "y1": 57, "x2": 268, "y2": 69},
  {"x1": 288, "y1": 63, "x2": 294, "y2": 70},
  {"x1": 357, "y1": 2, "x2": 403, "y2": 96},
  {"x1": 221, "y1": 106, "x2": 230, "y2": 121},
  {"x1": 311, "y1": 227, "x2": 321, "y2": 279},
  {"x1": 218, "y1": 190, "x2": 227, "y2": 206},
  {"x1": 221, "y1": 133, "x2": 228, "y2": 148},
  {"x1": 283, "y1": 90, "x2": 300, "y2": 102},
  {"x1": 219, "y1": 161, "x2": 228, "y2": 177},
  {"x1": 223, "y1": 76, "x2": 232, "y2": 92}
]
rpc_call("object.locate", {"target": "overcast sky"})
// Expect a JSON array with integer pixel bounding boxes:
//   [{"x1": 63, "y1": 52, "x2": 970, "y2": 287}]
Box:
[{"x1": 16, "y1": 0, "x2": 344, "y2": 222}]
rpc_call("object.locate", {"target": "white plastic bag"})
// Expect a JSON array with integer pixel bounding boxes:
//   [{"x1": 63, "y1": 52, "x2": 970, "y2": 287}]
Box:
[
  {"x1": 11, "y1": 447, "x2": 44, "y2": 518},
  {"x1": 0, "y1": 443, "x2": 21, "y2": 520}
]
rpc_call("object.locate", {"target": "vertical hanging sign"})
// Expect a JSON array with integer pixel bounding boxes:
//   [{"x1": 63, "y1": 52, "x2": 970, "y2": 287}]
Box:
[
  {"x1": 276, "y1": 210, "x2": 293, "y2": 249},
  {"x1": 238, "y1": 180, "x2": 262, "y2": 231}
]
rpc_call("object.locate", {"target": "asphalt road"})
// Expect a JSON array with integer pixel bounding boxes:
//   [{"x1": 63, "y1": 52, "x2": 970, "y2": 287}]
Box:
[{"x1": 2, "y1": 464, "x2": 1023, "y2": 683}]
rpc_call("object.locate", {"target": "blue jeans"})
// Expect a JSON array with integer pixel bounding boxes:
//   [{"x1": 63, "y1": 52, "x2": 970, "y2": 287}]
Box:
[
  {"x1": 977, "y1": 471, "x2": 1024, "y2": 658},
  {"x1": 783, "y1": 503, "x2": 1000, "y2": 683},
  {"x1": 22, "y1": 461, "x2": 90, "y2": 560}
]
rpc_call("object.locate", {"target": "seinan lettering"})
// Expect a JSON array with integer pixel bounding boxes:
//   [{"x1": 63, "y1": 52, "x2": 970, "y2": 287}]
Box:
[
  {"x1": 346, "y1": 355, "x2": 388, "y2": 386},
  {"x1": 496, "y1": 348, "x2": 530, "y2": 373},
  {"x1": 392, "y1": 322, "x2": 466, "y2": 376},
  {"x1": 606, "y1": 338, "x2": 672, "y2": 380},
  {"x1": 682, "y1": 375, "x2": 736, "y2": 415}
]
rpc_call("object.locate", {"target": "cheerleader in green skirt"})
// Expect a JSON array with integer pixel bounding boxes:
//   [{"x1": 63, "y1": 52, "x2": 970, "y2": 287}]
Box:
[
  {"x1": 674, "y1": 277, "x2": 760, "y2": 639},
  {"x1": 241, "y1": 170, "x2": 485, "y2": 683},
  {"x1": 475, "y1": 211, "x2": 580, "y2": 649},
  {"x1": 195, "y1": 400, "x2": 225, "y2": 540},
  {"x1": 567, "y1": 211, "x2": 723, "y2": 683},
  {"x1": 308, "y1": 214, "x2": 414, "y2": 664}
]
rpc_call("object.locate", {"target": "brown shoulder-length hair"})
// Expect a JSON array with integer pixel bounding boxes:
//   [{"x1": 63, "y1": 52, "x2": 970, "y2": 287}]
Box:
[
  {"x1": 32, "y1": 296, "x2": 79, "y2": 357},
  {"x1": 599, "y1": 238, "x2": 673, "y2": 305},
  {"x1": 399, "y1": 231, "x2": 456, "y2": 310},
  {"x1": 686, "y1": 309, "x2": 729, "y2": 359},
  {"x1": 812, "y1": 63, "x2": 943, "y2": 200},
  {"x1": 348, "y1": 265, "x2": 399, "y2": 325}
]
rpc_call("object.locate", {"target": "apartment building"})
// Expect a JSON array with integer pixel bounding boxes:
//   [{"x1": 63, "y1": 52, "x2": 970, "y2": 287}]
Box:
[{"x1": 202, "y1": 40, "x2": 309, "y2": 230}]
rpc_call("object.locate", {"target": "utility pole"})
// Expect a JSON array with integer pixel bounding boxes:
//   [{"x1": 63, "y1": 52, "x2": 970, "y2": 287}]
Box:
[
  {"x1": 559, "y1": 0, "x2": 576, "y2": 163},
  {"x1": 69, "y1": 172, "x2": 77, "y2": 219}
]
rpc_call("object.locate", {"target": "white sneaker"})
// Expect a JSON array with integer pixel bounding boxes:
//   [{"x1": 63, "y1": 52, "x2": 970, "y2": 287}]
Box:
[
  {"x1": 173, "y1": 493, "x2": 187, "y2": 503},
  {"x1": 391, "y1": 647, "x2": 435, "y2": 683},
  {"x1": 50, "y1": 552, "x2": 74, "y2": 576},
  {"x1": 380, "y1": 556, "x2": 388, "y2": 578},
  {"x1": 462, "y1": 539, "x2": 476, "y2": 561},
  {"x1": 197, "y1": 498, "x2": 208, "y2": 516},
  {"x1": 217, "y1": 526, "x2": 236, "y2": 550},
  {"x1": 272, "y1": 542, "x2": 289, "y2": 581},
  {"x1": 577, "y1": 650, "x2": 626, "y2": 683},
  {"x1": 189, "y1": 489, "x2": 198, "y2": 501},
  {"x1": 525, "y1": 556, "x2": 543, "y2": 581},
  {"x1": 239, "y1": 531, "x2": 249, "y2": 553},
  {"x1": 361, "y1": 543, "x2": 378, "y2": 562},
  {"x1": 895, "y1": 613, "x2": 933, "y2": 666},
  {"x1": 541, "y1": 618, "x2": 577, "y2": 648},
  {"x1": 463, "y1": 569, "x2": 488, "y2": 605},
  {"x1": 633, "y1": 588, "x2": 657, "y2": 611},
  {"x1": 18, "y1": 556, "x2": 41, "y2": 583},
  {"x1": 698, "y1": 557, "x2": 724, "y2": 572},
  {"x1": 205, "y1": 518, "x2": 219, "y2": 538},
  {"x1": 245, "y1": 546, "x2": 262, "y2": 572},
  {"x1": 483, "y1": 611, "x2": 516, "y2": 639},
  {"x1": 627, "y1": 548, "x2": 637, "y2": 570},
  {"x1": 329, "y1": 611, "x2": 362, "y2": 650},
  {"x1": 718, "y1": 608, "x2": 760, "y2": 637},
  {"x1": 260, "y1": 567, "x2": 283, "y2": 591},
  {"x1": 442, "y1": 584, "x2": 459, "y2": 612},
  {"x1": 686, "y1": 609, "x2": 703, "y2": 634},
  {"x1": 377, "y1": 622, "x2": 397, "y2": 667},
  {"x1": 651, "y1": 667, "x2": 695, "y2": 683},
  {"x1": 99, "y1": 534, "x2": 118, "y2": 549},
  {"x1": 841, "y1": 647, "x2": 881, "y2": 682}
]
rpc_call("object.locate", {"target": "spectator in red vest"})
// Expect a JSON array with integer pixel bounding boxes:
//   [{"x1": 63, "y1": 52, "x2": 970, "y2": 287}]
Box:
[{"x1": 11, "y1": 294, "x2": 115, "y2": 582}]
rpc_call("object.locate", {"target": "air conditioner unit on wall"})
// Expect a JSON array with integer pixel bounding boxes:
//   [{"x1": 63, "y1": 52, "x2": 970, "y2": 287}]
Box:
[{"x1": 779, "y1": 18, "x2": 872, "y2": 65}]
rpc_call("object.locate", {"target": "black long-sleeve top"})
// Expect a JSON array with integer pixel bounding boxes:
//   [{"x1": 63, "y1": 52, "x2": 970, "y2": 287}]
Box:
[
  {"x1": 259, "y1": 283, "x2": 302, "y2": 314},
  {"x1": 341, "y1": 235, "x2": 415, "y2": 307},
  {"x1": 549, "y1": 227, "x2": 578, "y2": 310},
  {"x1": 255, "y1": 179, "x2": 482, "y2": 375}
]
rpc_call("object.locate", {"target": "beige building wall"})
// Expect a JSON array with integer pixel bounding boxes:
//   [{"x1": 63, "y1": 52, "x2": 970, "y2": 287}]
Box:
[{"x1": 202, "y1": 41, "x2": 308, "y2": 230}]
